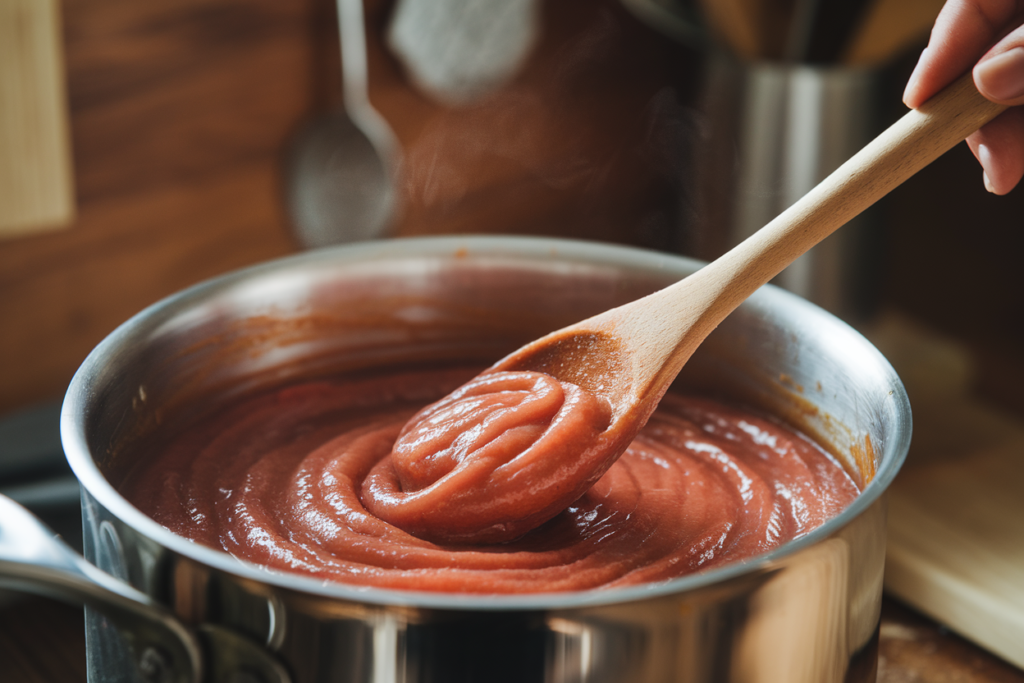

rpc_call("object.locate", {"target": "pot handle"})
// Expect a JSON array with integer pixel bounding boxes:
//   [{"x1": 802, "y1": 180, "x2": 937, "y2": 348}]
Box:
[
  {"x1": 0, "y1": 494, "x2": 292, "y2": 683},
  {"x1": 0, "y1": 493, "x2": 202, "y2": 682}
]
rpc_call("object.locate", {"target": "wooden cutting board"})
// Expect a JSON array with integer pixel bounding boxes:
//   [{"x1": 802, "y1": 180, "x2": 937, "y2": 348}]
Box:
[{"x1": 867, "y1": 314, "x2": 1024, "y2": 669}]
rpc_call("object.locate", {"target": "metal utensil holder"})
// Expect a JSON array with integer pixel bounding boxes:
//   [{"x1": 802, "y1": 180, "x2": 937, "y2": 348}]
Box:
[{"x1": 689, "y1": 53, "x2": 884, "y2": 321}]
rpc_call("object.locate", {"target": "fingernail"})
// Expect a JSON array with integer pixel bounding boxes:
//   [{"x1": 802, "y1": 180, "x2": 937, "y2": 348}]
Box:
[
  {"x1": 976, "y1": 47, "x2": 1024, "y2": 103},
  {"x1": 904, "y1": 48, "x2": 929, "y2": 106},
  {"x1": 983, "y1": 170, "x2": 995, "y2": 193},
  {"x1": 978, "y1": 143, "x2": 998, "y2": 193}
]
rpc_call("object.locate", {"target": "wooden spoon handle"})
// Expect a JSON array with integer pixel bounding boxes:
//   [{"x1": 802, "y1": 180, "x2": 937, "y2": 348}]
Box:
[
  {"x1": 708, "y1": 72, "x2": 1007, "y2": 308},
  {"x1": 623, "y1": 72, "x2": 1006, "y2": 401}
]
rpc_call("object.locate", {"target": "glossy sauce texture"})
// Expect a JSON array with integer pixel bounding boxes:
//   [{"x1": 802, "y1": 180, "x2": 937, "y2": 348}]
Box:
[
  {"x1": 122, "y1": 368, "x2": 859, "y2": 594},
  {"x1": 365, "y1": 371, "x2": 613, "y2": 544}
]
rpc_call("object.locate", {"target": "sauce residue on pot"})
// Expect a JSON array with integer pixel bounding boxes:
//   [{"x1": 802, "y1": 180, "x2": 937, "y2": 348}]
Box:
[{"x1": 121, "y1": 367, "x2": 859, "y2": 594}]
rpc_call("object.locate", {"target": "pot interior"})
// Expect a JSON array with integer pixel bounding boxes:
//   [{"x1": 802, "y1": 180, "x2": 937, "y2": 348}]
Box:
[{"x1": 63, "y1": 236, "x2": 911, "y2": 604}]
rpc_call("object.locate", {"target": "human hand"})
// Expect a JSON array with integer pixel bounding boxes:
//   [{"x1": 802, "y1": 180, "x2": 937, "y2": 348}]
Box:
[{"x1": 904, "y1": 0, "x2": 1024, "y2": 194}]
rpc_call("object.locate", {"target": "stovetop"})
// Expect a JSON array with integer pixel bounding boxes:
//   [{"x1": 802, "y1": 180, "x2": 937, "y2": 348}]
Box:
[{"x1": 0, "y1": 401, "x2": 82, "y2": 552}]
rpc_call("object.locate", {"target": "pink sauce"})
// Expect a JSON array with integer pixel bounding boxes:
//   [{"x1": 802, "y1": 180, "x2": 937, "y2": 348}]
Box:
[
  {"x1": 364, "y1": 371, "x2": 613, "y2": 544},
  {"x1": 122, "y1": 367, "x2": 859, "y2": 594}
]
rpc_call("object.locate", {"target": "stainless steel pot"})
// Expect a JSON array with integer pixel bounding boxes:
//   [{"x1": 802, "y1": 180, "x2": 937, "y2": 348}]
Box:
[{"x1": 0, "y1": 236, "x2": 911, "y2": 683}]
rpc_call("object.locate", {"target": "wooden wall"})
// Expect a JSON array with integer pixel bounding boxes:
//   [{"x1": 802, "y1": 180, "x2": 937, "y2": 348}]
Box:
[
  {"x1": 0, "y1": 0, "x2": 341, "y2": 412},
  {"x1": 0, "y1": 0, "x2": 693, "y2": 414}
]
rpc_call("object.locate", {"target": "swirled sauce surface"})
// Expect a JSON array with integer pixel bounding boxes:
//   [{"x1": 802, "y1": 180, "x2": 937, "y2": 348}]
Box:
[
  {"x1": 122, "y1": 368, "x2": 859, "y2": 593},
  {"x1": 364, "y1": 371, "x2": 615, "y2": 544}
]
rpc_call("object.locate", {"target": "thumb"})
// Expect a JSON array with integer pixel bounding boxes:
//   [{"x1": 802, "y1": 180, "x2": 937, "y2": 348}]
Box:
[{"x1": 974, "y1": 25, "x2": 1024, "y2": 106}]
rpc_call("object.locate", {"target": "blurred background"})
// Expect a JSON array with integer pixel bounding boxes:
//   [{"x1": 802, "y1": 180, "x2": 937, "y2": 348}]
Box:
[
  {"x1": 2, "y1": 0, "x2": 1023, "y2": 419},
  {"x1": 2, "y1": 0, "x2": 1023, "y2": 680}
]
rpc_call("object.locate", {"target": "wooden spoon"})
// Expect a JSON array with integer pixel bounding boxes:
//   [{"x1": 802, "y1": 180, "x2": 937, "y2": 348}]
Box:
[
  {"x1": 373, "y1": 74, "x2": 1004, "y2": 545},
  {"x1": 492, "y1": 73, "x2": 1006, "y2": 448}
]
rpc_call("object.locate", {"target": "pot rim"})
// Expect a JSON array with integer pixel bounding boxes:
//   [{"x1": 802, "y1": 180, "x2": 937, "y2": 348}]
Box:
[{"x1": 61, "y1": 235, "x2": 911, "y2": 611}]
